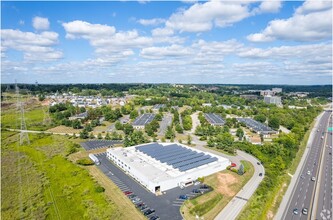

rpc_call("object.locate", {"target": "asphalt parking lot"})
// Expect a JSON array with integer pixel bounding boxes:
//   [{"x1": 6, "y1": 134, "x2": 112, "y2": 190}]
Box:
[
  {"x1": 95, "y1": 153, "x2": 201, "y2": 220},
  {"x1": 80, "y1": 140, "x2": 123, "y2": 151},
  {"x1": 159, "y1": 113, "x2": 173, "y2": 136}
]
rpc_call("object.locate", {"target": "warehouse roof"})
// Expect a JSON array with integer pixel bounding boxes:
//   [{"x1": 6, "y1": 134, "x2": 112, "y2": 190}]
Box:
[
  {"x1": 204, "y1": 113, "x2": 225, "y2": 126},
  {"x1": 107, "y1": 143, "x2": 228, "y2": 183},
  {"x1": 136, "y1": 143, "x2": 218, "y2": 172},
  {"x1": 237, "y1": 118, "x2": 276, "y2": 134}
]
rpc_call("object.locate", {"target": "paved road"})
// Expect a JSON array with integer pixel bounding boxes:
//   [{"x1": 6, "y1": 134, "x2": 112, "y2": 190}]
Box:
[
  {"x1": 215, "y1": 150, "x2": 264, "y2": 220},
  {"x1": 313, "y1": 112, "x2": 332, "y2": 220},
  {"x1": 185, "y1": 132, "x2": 265, "y2": 220},
  {"x1": 280, "y1": 110, "x2": 331, "y2": 220}
]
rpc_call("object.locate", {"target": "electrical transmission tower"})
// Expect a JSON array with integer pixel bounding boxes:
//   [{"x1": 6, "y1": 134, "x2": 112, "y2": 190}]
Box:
[
  {"x1": 43, "y1": 105, "x2": 51, "y2": 125},
  {"x1": 15, "y1": 83, "x2": 30, "y2": 145}
]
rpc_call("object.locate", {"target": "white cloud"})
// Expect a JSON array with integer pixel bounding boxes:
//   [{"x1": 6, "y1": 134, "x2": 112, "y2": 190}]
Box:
[
  {"x1": 151, "y1": 27, "x2": 174, "y2": 36},
  {"x1": 256, "y1": 0, "x2": 282, "y2": 13},
  {"x1": 165, "y1": 1, "x2": 251, "y2": 32},
  {"x1": 247, "y1": 0, "x2": 332, "y2": 42},
  {"x1": 295, "y1": 0, "x2": 332, "y2": 14},
  {"x1": 140, "y1": 44, "x2": 191, "y2": 59},
  {"x1": 19, "y1": 20, "x2": 25, "y2": 25},
  {"x1": 32, "y1": 16, "x2": 50, "y2": 30},
  {"x1": 62, "y1": 20, "x2": 116, "y2": 39},
  {"x1": 138, "y1": 18, "x2": 165, "y2": 26},
  {"x1": 1, "y1": 29, "x2": 62, "y2": 61}
]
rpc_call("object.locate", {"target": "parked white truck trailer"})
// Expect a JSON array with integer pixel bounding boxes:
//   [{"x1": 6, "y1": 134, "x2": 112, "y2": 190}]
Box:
[{"x1": 89, "y1": 154, "x2": 100, "y2": 165}]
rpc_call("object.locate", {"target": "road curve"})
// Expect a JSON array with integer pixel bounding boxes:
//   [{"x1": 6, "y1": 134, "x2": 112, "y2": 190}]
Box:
[{"x1": 214, "y1": 150, "x2": 265, "y2": 220}]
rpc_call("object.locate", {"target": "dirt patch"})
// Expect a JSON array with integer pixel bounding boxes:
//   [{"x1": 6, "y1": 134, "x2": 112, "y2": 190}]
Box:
[
  {"x1": 216, "y1": 173, "x2": 238, "y2": 197},
  {"x1": 47, "y1": 125, "x2": 82, "y2": 134}
]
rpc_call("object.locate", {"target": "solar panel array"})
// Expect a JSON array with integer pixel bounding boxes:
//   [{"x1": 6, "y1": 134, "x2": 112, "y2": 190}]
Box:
[
  {"x1": 153, "y1": 104, "x2": 165, "y2": 109},
  {"x1": 204, "y1": 113, "x2": 225, "y2": 126},
  {"x1": 132, "y1": 113, "x2": 156, "y2": 126},
  {"x1": 237, "y1": 118, "x2": 276, "y2": 134},
  {"x1": 136, "y1": 143, "x2": 218, "y2": 172}
]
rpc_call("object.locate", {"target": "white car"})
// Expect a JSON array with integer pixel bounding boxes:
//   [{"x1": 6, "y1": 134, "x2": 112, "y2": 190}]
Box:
[
  {"x1": 307, "y1": 171, "x2": 311, "y2": 175},
  {"x1": 311, "y1": 177, "x2": 316, "y2": 181}
]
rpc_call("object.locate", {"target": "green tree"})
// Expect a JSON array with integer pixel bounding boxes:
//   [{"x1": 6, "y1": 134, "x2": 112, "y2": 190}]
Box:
[
  {"x1": 115, "y1": 121, "x2": 123, "y2": 130},
  {"x1": 187, "y1": 134, "x2": 192, "y2": 145},
  {"x1": 236, "y1": 128, "x2": 244, "y2": 140},
  {"x1": 238, "y1": 164, "x2": 244, "y2": 175},
  {"x1": 79, "y1": 130, "x2": 88, "y2": 139},
  {"x1": 89, "y1": 133, "x2": 95, "y2": 139},
  {"x1": 123, "y1": 124, "x2": 134, "y2": 135},
  {"x1": 165, "y1": 126, "x2": 175, "y2": 139},
  {"x1": 97, "y1": 133, "x2": 102, "y2": 139},
  {"x1": 105, "y1": 132, "x2": 111, "y2": 140},
  {"x1": 254, "y1": 114, "x2": 266, "y2": 123},
  {"x1": 268, "y1": 117, "x2": 280, "y2": 130},
  {"x1": 175, "y1": 123, "x2": 184, "y2": 134},
  {"x1": 130, "y1": 110, "x2": 139, "y2": 119}
]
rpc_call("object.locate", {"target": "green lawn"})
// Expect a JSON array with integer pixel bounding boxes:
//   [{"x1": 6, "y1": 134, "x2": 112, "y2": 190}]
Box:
[
  {"x1": 1, "y1": 105, "x2": 51, "y2": 131},
  {"x1": 1, "y1": 132, "x2": 119, "y2": 220}
]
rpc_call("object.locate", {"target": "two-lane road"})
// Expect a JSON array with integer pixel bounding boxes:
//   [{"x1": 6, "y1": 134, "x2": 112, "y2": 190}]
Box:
[{"x1": 282, "y1": 110, "x2": 331, "y2": 220}]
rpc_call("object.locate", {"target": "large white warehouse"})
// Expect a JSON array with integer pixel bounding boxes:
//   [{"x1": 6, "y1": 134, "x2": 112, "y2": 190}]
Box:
[{"x1": 106, "y1": 143, "x2": 230, "y2": 194}]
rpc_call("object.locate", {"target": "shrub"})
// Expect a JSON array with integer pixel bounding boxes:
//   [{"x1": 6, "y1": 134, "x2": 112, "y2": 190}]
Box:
[
  {"x1": 95, "y1": 186, "x2": 105, "y2": 193},
  {"x1": 76, "y1": 158, "x2": 94, "y2": 166}
]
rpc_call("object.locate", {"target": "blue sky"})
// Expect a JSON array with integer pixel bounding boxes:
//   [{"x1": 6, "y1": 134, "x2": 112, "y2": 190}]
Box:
[{"x1": 1, "y1": 1, "x2": 332, "y2": 84}]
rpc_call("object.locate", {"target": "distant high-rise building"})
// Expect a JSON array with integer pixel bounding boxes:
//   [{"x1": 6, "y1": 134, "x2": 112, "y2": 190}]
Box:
[
  {"x1": 264, "y1": 96, "x2": 282, "y2": 106},
  {"x1": 272, "y1": 88, "x2": 282, "y2": 93},
  {"x1": 260, "y1": 90, "x2": 274, "y2": 96}
]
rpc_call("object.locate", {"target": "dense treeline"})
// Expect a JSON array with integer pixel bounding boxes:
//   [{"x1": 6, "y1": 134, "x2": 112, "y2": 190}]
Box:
[
  {"x1": 3, "y1": 84, "x2": 331, "y2": 98},
  {"x1": 237, "y1": 106, "x2": 322, "y2": 220}
]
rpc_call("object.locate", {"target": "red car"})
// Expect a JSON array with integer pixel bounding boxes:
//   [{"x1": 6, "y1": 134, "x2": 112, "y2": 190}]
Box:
[
  {"x1": 231, "y1": 163, "x2": 237, "y2": 167},
  {"x1": 124, "y1": 191, "x2": 132, "y2": 195}
]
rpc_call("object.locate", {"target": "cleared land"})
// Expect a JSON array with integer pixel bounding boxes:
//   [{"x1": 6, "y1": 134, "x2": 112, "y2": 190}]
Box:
[{"x1": 181, "y1": 160, "x2": 254, "y2": 219}]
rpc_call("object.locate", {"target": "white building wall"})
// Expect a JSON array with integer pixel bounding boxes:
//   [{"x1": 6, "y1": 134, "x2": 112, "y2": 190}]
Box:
[{"x1": 106, "y1": 146, "x2": 230, "y2": 193}]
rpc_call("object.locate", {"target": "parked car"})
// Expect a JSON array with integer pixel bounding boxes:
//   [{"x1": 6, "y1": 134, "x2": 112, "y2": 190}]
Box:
[
  {"x1": 200, "y1": 184, "x2": 209, "y2": 189},
  {"x1": 124, "y1": 191, "x2": 132, "y2": 195},
  {"x1": 300, "y1": 175, "x2": 305, "y2": 179},
  {"x1": 144, "y1": 209, "x2": 155, "y2": 216},
  {"x1": 302, "y1": 208, "x2": 308, "y2": 215},
  {"x1": 149, "y1": 216, "x2": 160, "y2": 220},
  {"x1": 311, "y1": 177, "x2": 316, "y2": 181},
  {"x1": 128, "y1": 194, "x2": 137, "y2": 199},
  {"x1": 140, "y1": 205, "x2": 148, "y2": 211},
  {"x1": 257, "y1": 162, "x2": 260, "y2": 165},
  {"x1": 293, "y1": 208, "x2": 299, "y2": 215},
  {"x1": 231, "y1": 163, "x2": 237, "y2": 167},
  {"x1": 135, "y1": 202, "x2": 145, "y2": 208},
  {"x1": 179, "y1": 195, "x2": 188, "y2": 200},
  {"x1": 259, "y1": 173, "x2": 263, "y2": 176},
  {"x1": 192, "y1": 189, "x2": 201, "y2": 194}
]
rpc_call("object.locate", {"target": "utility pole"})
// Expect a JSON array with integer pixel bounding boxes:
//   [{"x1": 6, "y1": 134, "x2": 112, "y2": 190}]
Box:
[{"x1": 15, "y1": 82, "x2": 30, "y2": 145}]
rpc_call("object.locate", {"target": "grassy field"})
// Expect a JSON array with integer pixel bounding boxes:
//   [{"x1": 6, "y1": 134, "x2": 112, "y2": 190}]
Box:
[
  {"x1": 1, "y1": 99, "x2": 144, "y2": 219},
  {"x1": 181, "y1": 160, "x2": 254, "y2": 219},
  {"x1": 1, "y1": 100, "x2": 51, "y2": 131}
]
